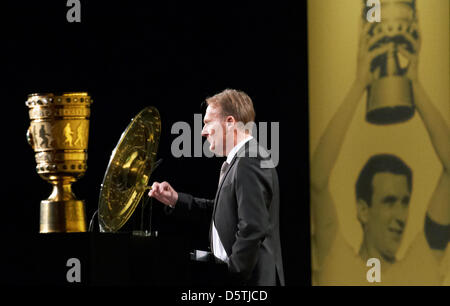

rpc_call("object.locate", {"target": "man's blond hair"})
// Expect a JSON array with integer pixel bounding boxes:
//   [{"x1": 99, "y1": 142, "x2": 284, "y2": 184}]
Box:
[{"x1": 206, "y1": 89, "x2": 256, "y2": 124}]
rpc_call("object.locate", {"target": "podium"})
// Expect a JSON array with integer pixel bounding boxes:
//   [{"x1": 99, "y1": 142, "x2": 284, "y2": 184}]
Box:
[{"x1": 1, "y1": 232, "x2": 228, "y2": 286}]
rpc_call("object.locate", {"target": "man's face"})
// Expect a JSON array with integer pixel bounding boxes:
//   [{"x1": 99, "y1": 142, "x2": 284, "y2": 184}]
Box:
[
  {"x1": 364, "y1": 172, "x2": 411, "y2": 261},
  {"x1": 201, "y1": 105, "x2": 227, "y2": 156}
]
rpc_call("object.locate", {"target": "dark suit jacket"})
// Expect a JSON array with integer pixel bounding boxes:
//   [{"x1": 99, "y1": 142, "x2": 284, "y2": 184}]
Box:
[{"x1": 173, "y1": 138, "x2": 284, "y2": 286}]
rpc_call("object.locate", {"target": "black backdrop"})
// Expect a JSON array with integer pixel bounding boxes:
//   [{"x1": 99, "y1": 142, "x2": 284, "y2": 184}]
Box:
[{"x1": 2, "y1": 1, "x2": 310, "y2": 286}]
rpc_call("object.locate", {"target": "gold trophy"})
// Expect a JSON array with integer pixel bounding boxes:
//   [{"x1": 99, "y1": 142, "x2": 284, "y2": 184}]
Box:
[
  {"x1": 26, "y1": 92, "x2": 92, "y2": 233},
  {"x1": 363, "y1": 0, "x2": 419, "y2": 124}
]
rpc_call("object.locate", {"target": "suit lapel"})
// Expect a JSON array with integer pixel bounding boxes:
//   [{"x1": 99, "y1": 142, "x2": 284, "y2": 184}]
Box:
[
  {"x1": 212, "y1": 156, "x2": 236, "y2": 221},
  {"x1": 212, "y1": 141, "x2": 249, "y2": 220}
]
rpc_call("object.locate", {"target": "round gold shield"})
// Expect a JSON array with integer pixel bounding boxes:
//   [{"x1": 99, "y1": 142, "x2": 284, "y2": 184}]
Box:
[{"x1": 98, "y1": 107, "x2": 161, "y2": 232}]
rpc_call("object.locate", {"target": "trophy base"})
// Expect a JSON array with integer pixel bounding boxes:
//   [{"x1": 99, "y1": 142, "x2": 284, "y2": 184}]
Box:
[
  {"x1": 366, "y1": 76, "x2": 415, "y2": 125},
  {"x1": 40, "y1": 200, "x2": 87, "y2": 233}
]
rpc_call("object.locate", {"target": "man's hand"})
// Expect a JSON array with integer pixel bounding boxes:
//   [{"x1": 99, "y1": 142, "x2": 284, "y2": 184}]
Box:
[
  {"x1": 397, "y1": 44, "x2": 420, "y2": 83},
  {"x1": 148, "y1": 181, "x2": 178, "y2": 207},
  {"x1": 355, "y1": 24, "x2": 392, "y2": 89}
]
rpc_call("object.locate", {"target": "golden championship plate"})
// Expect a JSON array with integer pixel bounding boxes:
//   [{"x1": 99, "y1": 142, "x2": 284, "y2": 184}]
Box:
[
  {"x1": 26, "y1": 92, "x2": 92, "y2": 233},
  {"x1": 98, "y1": 107, "x2": 161, "y2": 233}
]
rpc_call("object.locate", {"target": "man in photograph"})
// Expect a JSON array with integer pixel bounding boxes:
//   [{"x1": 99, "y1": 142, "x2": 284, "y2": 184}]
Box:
[{"x1": 310, "y1": 29, "x2": 449, "y2": 285}]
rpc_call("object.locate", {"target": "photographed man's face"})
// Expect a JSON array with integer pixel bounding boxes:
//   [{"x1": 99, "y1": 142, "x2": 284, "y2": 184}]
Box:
[
  {"x1": 365, "y1": 172, "x2": 411, "y2": 261},
  {"x1": 201, "y1": 105, "x2": 227, "y2": 156}
]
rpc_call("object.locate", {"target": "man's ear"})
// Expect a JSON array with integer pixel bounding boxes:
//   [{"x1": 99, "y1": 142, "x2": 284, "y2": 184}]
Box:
[
  {"x1": 357, "y1": 198, "x2": 370, "y2": 226},
  {"x1": 226, "y1": 116, "x2": 235, "y2": 129}
]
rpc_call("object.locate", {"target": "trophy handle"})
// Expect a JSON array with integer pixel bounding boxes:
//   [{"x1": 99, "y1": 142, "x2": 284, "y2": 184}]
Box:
[{"x1": 26, "y1": 126, "x2": 35, "y2": 150}]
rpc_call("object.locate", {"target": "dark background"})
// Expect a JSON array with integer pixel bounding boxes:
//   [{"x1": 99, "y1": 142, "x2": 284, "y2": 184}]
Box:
[{"x1": 2, "y1": 1, "x2": 310, "y2": 285}]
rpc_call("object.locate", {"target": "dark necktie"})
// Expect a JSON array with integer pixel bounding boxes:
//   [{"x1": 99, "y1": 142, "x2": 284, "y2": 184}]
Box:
[
  {"x1": 210, "y1": 160, "x2": 230, "y2": 254},
  {"x1": 218, "y1": 161, "x2": 229, "y2": 186}
]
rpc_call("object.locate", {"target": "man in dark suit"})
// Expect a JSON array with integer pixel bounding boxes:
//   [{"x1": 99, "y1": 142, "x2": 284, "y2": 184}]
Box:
[{"x1": 149, "y1": 89, "x2": 284, "y2": 286}]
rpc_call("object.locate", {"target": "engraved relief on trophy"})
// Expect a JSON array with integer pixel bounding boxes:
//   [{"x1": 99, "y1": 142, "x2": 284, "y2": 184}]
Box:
[
  {"x1": 73, "y1": 123, "x2": 85, "y2": 147},
  {"x1": 63, "y1": 123, "x2": 74, "y2": 147},
  {"x1": 38, "y1": 124, "x2": 53, "y2": 149}
]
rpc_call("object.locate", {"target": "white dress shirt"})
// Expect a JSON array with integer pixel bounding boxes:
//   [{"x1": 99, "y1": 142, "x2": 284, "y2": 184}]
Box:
[{"x1": 212, "y1": 136, "x2": 253, "y2": 263}]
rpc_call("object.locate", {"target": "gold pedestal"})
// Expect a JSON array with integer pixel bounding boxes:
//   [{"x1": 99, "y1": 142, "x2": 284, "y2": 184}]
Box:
[{"x1": 40, "y1": 200, "x2": 86, "y2": 233}]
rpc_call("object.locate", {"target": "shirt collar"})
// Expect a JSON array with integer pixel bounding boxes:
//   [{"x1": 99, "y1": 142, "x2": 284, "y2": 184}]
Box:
[{"x1": 226, "y1": 135, "x2": 253, "y2": 164}]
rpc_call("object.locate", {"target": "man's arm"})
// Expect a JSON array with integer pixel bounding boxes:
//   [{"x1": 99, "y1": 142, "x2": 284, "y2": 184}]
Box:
[
  {"x1": 171, "y1": 192, "x2": 214, "y2": 216},
  {"x1": 149, "y1": 181, "x2": 214, "y2": 217},
  {"x1": 310, "y1": 28, "x2": 389, "y2": 267},
  {"x1": 413, "y1": 82, "x2": 450, "y2": 218},
  {"x1": 310, "y1": 83, "x2": 364, "y2": 267},
  {"x1": 399, "y1": 42, "x2": 450, "y2": 256},
  {"x1": 413, "y1": 81, "x2": 450, "y2": 254}
]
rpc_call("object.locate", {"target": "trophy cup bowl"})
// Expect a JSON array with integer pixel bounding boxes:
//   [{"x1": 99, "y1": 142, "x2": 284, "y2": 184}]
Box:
[
  {"x1": 26, "y1": 92, "x2": 92, "y2": 233},
  {"x1": 366, "y1": 76, "x2": 414, "y2": 124},
  {"x1": 363, "y1": 0, "x2": 419, "y2": 124}
]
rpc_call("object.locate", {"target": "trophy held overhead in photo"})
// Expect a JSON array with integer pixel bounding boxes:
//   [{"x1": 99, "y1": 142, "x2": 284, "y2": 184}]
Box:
[{"x1": 363, "y1": 0, "x2": 420, "y2": 124}]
